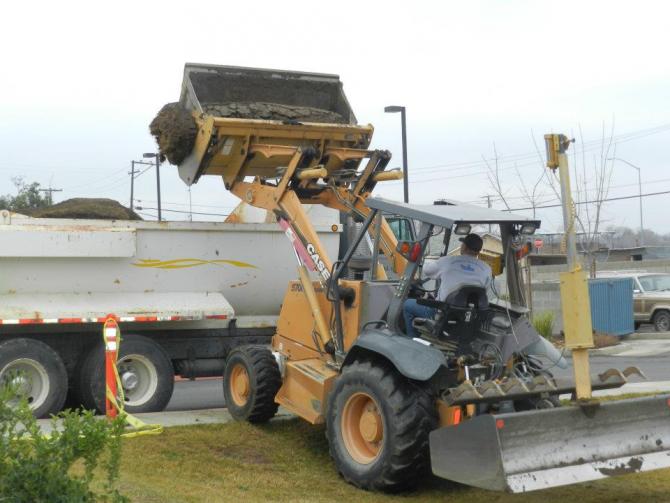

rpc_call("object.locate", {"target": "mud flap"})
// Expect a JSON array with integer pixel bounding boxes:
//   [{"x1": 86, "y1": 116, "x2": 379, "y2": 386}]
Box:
[{"x1": 429, "y1": 394, "x2": 670, "y2": 493}]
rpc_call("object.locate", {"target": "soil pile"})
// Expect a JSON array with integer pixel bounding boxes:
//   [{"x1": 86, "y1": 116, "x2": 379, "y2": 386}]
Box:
[
  {"x1": 31, "y1": 198, "x2": 142, "y2": 220},
  {"x1": 201, "y1": 102, "x2": 346, "y2": 124},
  {"x1": 149, "y1": 101, "x2": 347, "y2": 166}
]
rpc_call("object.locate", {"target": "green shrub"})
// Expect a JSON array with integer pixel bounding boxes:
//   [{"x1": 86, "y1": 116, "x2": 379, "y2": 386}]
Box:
[
  {"x1": 532, "y1": 311, "x2": 555, "y2": 339},
  {"x1": 0, "y1": 383, "x2": 127, "y2": 503}
]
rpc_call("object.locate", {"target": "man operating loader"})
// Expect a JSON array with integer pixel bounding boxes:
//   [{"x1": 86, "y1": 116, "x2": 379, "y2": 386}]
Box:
[{"x1": 403, "y1": 233, "x2": 492, "y2": 337}]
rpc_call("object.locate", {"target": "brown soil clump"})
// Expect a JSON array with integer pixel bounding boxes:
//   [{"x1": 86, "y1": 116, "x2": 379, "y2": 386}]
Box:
[
  {"x1": 149, "y1": 103, "x2": 197, "y2": 166},
  {"x1": 30, "y1": 198, "x2": 142, "y2": 220}
]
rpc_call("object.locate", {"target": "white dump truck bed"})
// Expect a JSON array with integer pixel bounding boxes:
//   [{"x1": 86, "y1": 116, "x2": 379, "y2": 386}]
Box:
[{"x1": 0, "y1": 210, "x2": 340, "y2": 330}]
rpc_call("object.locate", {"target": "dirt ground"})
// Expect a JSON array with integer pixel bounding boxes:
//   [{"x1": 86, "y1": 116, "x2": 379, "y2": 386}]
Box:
[{"x1": 30, "y1": 198, "x2": 142, "y2": 220}]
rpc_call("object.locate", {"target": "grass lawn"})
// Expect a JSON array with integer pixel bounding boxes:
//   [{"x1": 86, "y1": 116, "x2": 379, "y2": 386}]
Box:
[{"x1": 115, "y1": 416, "x2": 670, "y2": 503}]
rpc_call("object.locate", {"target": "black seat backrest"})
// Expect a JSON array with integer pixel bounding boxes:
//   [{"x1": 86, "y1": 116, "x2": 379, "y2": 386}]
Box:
[{"x1": 444, "y1": 286, "x2": 489, "y2": 310}]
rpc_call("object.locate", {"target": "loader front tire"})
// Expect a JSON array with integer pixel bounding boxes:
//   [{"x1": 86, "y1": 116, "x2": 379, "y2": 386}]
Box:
[
  {"x1": 326, "y1": 358, "x2": 437, "y2": 492},
  {"x1": 223, "y1": 346, "x2": 281, "y2": 423}
]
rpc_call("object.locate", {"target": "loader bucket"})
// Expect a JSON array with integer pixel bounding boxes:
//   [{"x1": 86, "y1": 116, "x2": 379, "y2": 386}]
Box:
[
  {"x1": 430, "y1": 394, "x2": 670, "y2": 493},
  {"x1": 179, "y1": 63, "x2": 357, "y2": 124}
]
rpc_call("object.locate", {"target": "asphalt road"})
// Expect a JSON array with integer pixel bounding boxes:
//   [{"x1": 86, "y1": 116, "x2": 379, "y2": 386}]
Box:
[{"x1": 164, "y1": 355, "x2": 670, "y2": 412}]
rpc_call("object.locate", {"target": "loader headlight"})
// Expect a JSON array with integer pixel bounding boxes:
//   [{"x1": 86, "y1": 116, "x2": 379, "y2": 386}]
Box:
[
  {"x1": 454, "y1": 223, "x2": 471, "y2": 235},
  {"x1": 520, "y1": 223, "x2": 537, "y2": 235}
]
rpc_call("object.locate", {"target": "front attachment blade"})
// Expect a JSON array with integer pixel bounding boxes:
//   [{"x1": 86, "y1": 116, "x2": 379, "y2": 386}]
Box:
[{"x1": 429, "y1": 394, "x2": 670, "y2": 493}]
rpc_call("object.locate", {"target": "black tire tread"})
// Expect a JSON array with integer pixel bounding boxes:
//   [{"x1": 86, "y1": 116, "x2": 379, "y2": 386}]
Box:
[
  {"x1": 653, "y1": 310, "x2": 670, "y2": 332},
  {"x1": 224, "y1": 345, "x2": 281, "y2": 423},
  {"x1": 327, "y1": 357, "x2": 437, "y2": 492},
  {"x1": 0, "y1": 338, "x2": 68, "y2": 418},
  {"x1": 75, "y1": 334, "x2": 174, "y2": 414}
]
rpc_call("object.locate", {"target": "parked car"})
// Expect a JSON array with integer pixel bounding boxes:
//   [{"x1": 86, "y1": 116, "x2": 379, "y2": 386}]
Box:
[{"x1": 599, "y1": 272, "x2": 670, "y2": 331}]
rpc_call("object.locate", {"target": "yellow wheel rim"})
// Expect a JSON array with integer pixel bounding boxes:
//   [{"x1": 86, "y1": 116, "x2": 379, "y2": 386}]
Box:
[
  {"x1": 341, "y1": 392, "x2": 384, "y2": 464},
  {"x1": 229, "y1": 364, "x2": 250, "y2": 407}
]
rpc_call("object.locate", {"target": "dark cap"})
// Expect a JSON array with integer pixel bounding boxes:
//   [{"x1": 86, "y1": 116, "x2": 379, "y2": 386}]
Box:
[{"x1": 459, "y1": 233, "x2": 483, "y2": 253}]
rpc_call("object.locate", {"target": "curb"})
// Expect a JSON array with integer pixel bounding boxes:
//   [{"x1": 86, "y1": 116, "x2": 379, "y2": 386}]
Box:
[{"x1": 627, "y1": 331, "x2": 670, "y2": 340}]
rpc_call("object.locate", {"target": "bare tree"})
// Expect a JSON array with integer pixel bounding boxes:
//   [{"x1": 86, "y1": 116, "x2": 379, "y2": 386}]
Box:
[
  {"x1": 483, "y1": 143, "x2": 512, "y2": 211},
  {"x1": 491, "y1": 124, "x2": 617, "y2": 277}
]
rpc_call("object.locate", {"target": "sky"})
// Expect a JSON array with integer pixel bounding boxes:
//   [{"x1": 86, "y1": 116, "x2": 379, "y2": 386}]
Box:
[{"x1": 1, "y1": 0, "x2": 669, "y2": 233}]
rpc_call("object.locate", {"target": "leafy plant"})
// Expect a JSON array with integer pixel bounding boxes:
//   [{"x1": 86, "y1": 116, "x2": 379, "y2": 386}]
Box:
[
  {"x1": 0, "y1": 177, "x2": 52, "y2": 212},
  {"x1": 532, "y1": 311, "x2": 555, "y2": 339},
  {"x1": 0, "y1": 382, "x2": 127, "y2": 502}
]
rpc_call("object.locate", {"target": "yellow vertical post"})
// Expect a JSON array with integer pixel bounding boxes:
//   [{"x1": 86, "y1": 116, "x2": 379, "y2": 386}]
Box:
[{"x1": 544, "y1": 134, "x2": 594, "y2": 401}]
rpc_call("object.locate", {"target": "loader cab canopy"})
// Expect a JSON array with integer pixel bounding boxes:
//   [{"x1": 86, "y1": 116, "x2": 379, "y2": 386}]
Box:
[{"x1": 366, "y1": 197, "x2": 540, "y2": 231}]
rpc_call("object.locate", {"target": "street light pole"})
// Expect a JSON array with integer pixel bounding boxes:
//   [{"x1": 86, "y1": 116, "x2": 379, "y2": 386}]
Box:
[
  {"x1": 608, "y1": 157, "x2": 644, "y2": 245},
  {"x1": 384, "y1": 105, "x2": 409, "y2": 203}
]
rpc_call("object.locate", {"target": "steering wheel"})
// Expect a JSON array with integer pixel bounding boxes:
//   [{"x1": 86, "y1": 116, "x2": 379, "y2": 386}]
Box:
[{"x1": 409, "y1": 277, "x2": 437, "y2": 298}]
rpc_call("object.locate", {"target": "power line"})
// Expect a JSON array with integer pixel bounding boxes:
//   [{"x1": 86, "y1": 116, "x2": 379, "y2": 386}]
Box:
[
  {"x1": 409, "y1": 122, "x2": 670, "y2": 175},
  {"x1": 134, "y1": 206, "x2": 229, "y2": 218},
  {"x1": 507, "y1": 189, "x2": 670, "y2": 212}
]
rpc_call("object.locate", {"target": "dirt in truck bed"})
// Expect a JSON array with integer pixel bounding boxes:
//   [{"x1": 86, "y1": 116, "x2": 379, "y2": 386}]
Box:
[
  {"x1": 150, "y1": 102, "x2": 347, "y2": 165},
  {"x1": 30, "y1": 198, "x2": 142, "y2": 220}
]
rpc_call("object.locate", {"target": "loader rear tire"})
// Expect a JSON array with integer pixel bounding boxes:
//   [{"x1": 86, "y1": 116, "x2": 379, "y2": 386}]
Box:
[
  {"x1": 223, "y1": 346, "x2": 281, "y2": 423},
  {"x1": 326, "y1": 358, "x2": 437, "y2": 492}
]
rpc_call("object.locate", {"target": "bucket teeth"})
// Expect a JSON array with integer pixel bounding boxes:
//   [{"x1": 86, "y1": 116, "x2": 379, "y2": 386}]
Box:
[
  {"x1": 500, "y1": 378, "x2": 530, "y2": 395},
  {"x1": 477, "y1": 381, "x2": 506, "y2": 398},
  {"x1": 446, "y1": 381, "x2": 483, "y2": 404},
  {"x1": 598, "y1": 368, "x2": 626, "y2": 384},
  {"x1": 527, "y1": 375, "x2": 557, "y2": 393},
  {"x1": 622, "y1": 366, "x2": 646, "y2": 380}
]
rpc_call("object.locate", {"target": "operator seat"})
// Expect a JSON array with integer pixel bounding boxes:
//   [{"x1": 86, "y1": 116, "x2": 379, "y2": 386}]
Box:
[{"x1": 413, "y1": 286, "x2": 489, "y2": 341}]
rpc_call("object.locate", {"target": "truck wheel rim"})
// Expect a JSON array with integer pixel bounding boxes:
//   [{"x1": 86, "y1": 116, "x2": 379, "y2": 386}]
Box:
[
  {"x1": 341, "y1": 392, "x2": 383, "y2": 464},
  {"x1": 657, "y1": 315, "x2": 670, "y2": 331},
  {"x1": 117, "y1": 354, "x2": 158, "y2": 407},
  {"x1": 0, "y1": 358, "x2": 50, "y2": 411},
  {"x1": 229, "y1": 364, "x2": 250, "y2": 407}
]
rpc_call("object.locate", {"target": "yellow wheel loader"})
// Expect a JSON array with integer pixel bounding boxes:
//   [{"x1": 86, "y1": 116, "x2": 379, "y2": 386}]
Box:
[{"x1": 155, "y1": 63, "x2": 670, "y2": 493}]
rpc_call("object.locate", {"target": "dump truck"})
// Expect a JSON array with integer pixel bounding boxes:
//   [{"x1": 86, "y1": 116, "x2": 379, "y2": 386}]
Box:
[
  {"x1": 0, "y1": 208, "x2": 341, "y2": 417},
  {"x1": 160, "y1": 63, "x2": 670, "y2": 493}
]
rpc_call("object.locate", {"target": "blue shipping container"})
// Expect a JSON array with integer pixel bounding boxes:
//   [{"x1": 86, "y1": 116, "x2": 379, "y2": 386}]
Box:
[{"x1": 588, "y1": 277, "x2": 634, "y2": 336}]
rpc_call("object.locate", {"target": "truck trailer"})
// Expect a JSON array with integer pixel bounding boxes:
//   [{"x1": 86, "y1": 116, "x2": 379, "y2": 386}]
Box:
[{"x1": 0, "y1": 208, "x2": 340, "y2": 417}]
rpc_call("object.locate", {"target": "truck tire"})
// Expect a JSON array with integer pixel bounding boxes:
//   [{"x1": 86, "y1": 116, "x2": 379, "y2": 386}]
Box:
[
  {"x1": 653, "y1": 310, "x2": 670, "y2": 332},
  {"x1": 77, "y1": 334, "x2": 174, "y2": 414},
  {"x1": 0, "y1": 338, "x2": 67, "y2": 418},
  {"x1": 223, "y1": 345, "x2": 281, "y2": 423},
  {"x1": 326, "y1": 358, "x2": 437, "y2": 492}
]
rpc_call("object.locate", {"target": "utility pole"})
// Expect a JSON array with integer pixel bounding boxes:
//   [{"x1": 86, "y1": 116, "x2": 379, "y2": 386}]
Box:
[
  {"x1": 155, "y1": 155, "x2": 162, "y2": 221},
  {"x1": 142, "y1": 153, "x2": 162, "y2": 221},
  {"x1": 129, "y1": 161, "x2": 136, "y2": 210},
  {"x1": 39, "y1": 187, "x2": 62, "y2": 205}
]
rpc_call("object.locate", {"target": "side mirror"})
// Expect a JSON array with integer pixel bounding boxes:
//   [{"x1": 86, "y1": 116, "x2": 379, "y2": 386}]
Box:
[{"x1": 633, "y1": 289, "x2": 641, "y2": 294}]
